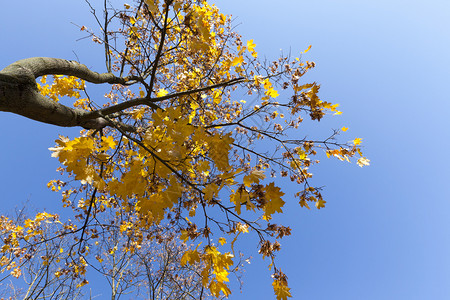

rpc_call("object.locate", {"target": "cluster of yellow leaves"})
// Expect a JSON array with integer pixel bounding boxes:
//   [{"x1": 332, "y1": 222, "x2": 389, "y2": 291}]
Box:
[
  {"x1": 50, "y1": 136, "x2": 101, "y2": 186},
  {"x1": 181, "y1": 244, "x2": 234, "y2": 297},
  {"x1": 37, "y1": 75, "x2": 87, "y2": 108},
  {"x1": 326, "y1": 142, "x2": 370, "y2": 168},
  {"x1": 49, "y1": 135, "x2": 116, "y2": 187},
  {"x1": 185, "y1": 3, "x2": 226, "y2": 52},
  {"x1": 136, "y1": 176, "x2": 183, "y2": 224},
  {"x1": 0, "y1": 212, "x2": 61, "y2": 279}
]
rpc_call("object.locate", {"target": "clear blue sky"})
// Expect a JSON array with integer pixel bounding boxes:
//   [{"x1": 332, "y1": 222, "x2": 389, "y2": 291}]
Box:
[{"x1": 1, "y1": 1, "x2": 450, "y2": 299}]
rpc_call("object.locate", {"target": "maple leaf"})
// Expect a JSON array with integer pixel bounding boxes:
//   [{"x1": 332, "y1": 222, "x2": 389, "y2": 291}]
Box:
[
  {"x1": 263, "y1": 183, "x2": 286, "y2": 220},
  {"x1": 231, "y1": 56, "x2": 244, "y2": 66},
  {"x1": 299, "y1": 199, "x2": 310, "y2": 209},
  {"x1": 203, "y1": 183, "x2": 220, "y2": 201},
  {"x1": 230, "y1": 188, "x2": 249, "y2": 215},
  {"x1": 212, "y1": 89, "x2": 222, "y2": 104},
  {"x1": 181, "y1": 248, "x2": 201, "y2": 266},
  {"x1": 156, "y1": 88, "x2": 169, "y2": 97},
  {"x1": 243, "y1": 170, "x2": 266, "y2": 187},
  {"x1": 100, "y1": 136, "x2": 117, "y2": 151},
  {"x1": 162, "y1": 176, "x2": 183, "y2": 205},
  {"x1": 272, "y1": 279, "x2": 292, "y2": 300},
  {"x1": 353, "y1": 138, "x2": 363, "y2": 145},
  {"x1": 247, "y1": 39, "x2": 258, "y2": 57},
  {"x1": 194, "y1": 10, "x2": 211, "y2": 41},
  {"x1": 209, "y1": 280, "x2": 232, "y2": 297},
  {"x1": 263, "y1": 78, "x2": 273, "y2": 89},
  {"x1": 357, "y1": 157, "x2": 370, "y2": 167},
  {"x1": 265, "y1": 88, "x2": 280, "y2": 98},
  {"x1": 144, "y1": 0, "x2": 159, "y2": 14},
  {"x1": 315, "y1": 199, "x2": 326, "y2": 209},
  {"x1": 131, "y1": 107, "x2": 146, "y2": 120},
  {"x1": 247, "y1": 40, "x2": 256, "y2": 52},
  {"x1": 209, "y1": 133, "x2": 234, "y2": 171}
]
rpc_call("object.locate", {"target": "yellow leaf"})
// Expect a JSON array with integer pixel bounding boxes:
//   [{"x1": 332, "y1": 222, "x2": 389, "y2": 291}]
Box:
[
  {"x1": 301, "y1": 45, "x2": 312, "y2": 54},
  {"x1": 209, "y1": 280, "x2": 232, "y2": 297},
  {"x1": 209, "y1": 133, "x2": 234, "y2": 172},
  {"x1": 247, "y1": 40, "x2": 258, "y2": 57},
  {"x1": 353, "y1": 138, "x2": 362, "y2": 146},
  {"x1": 212, "y1": 89, "x2": 222, "y2": 104},
  {"x1": 190, "y1": 40, "x2": 209, "y2": 52},
  {"x1": 357, "y1": 157, "x2": 370, "y2": 167},
  {"x1": 263, "y1": 78, "x2": 272, "y2": 89},
  {"x1": 236, "y1": 222, "x2": 249, "y2": 233},
  {"x1": 191, "y1": 9, "x2": 211, "y2": 41},
  {"x1": 230, "y1": 188, "x2": 249, "y2": 215},
  {"x1": 247, "y1": 39, "x2": 256, "y2": 52},
  {"x1": 181, "y1": 249, "x2": 201, "y2": 266},
  {"x1": 293, "y1": 83, "x2": 313, "y2": 92},
  {"x1": 76, "y1": 279, "x2": 89, "y2": 288},
  {"x1": 156, "y1": 88, "x2": 169, "y2": 97},
  {"x1": 100, "y1": 136, "x2": 117, "y2": 151},
  {"x1": 144, "y1": 0, "x2": 159, "y2": 14},
  {"x1": 341, "y1": 126, "x2": 348, "y2": 132},
  {"x1": 231, "y1": 56, "x2": 244, "y2": 66},
  {"x1": 203, "y1": 183, "x2": 220, "y2": 201},
  {"x1": 218, "y1": 237, "x2": 226, "y2": 245},
  {"x1": 162, "y1": 176, "x2": 183, "y2": 205},
  {"x1": 262, "y1": 182, "x2": 285, "y2": 220},
  {"x1": 315, "y1": 199, "x2": 326, "y2": 209},
  {"x1": 189, "y1": 207, "x2": 197, "y2": 217},
  {"x1": 265, "y1": 88, "x2": 279, "y2": 98},
  {"x1": 180, "y1": 230, "x2": 189, "y2": 242},
  {"x1": 299, "y1": 199, "x2": 310, "y2": 209},
  {"x1": 131, "y1": 107, "x2": 146, "y2": 120},
  {"x1": 253, "y1": 75, "x2": 263, "y2": 86},
  {"x1": 243, "y1": 170, "x2": 266, "y2": 187},
  {"x1": 273, "y1": 279, "x2": 292, "y2": 300}
]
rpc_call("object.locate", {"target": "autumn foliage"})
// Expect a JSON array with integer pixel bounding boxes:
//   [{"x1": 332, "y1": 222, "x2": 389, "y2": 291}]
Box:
[{"x1": 0, "y1": 0, "x2": 368, "y2": 298}]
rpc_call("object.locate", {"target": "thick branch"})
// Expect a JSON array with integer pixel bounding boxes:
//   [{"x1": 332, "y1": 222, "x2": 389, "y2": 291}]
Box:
[
  {"x1": 0, "y1": 72, "x2": 105, "y2": 128},
  {"x1": 0, "y1": 57, "x2": 244, "y2": 130},
  {"x1": 0, "y1": 57, "x2": 130, "y2": 129},
  {"x1": 1, "y1": 57, "x2": 127, "y2": 84},
  {"x1": 81, "y1": 77, "x2": 245, "y2": 120}
]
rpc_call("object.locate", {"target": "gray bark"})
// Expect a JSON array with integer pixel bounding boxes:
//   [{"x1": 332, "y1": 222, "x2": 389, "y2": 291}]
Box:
[{"x1": 0, "y1": 57, "x2": 128, "y2": 129}]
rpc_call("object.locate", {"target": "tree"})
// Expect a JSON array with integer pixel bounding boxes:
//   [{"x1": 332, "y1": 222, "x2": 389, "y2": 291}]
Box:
[
  {"x1": 0, "y1": 0, "x2": 369, "y2": 299},
  {"x1": 0, "y1": 207, "x2": 232, "y2": 299}
]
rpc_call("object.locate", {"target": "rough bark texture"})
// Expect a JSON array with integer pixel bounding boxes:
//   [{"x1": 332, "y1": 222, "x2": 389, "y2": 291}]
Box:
[{"x1": 0, "y1": 57, "x2": 126, "y2": 129}]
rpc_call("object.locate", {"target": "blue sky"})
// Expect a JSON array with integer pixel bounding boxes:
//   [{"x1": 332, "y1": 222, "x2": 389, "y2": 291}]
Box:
[{"x1": 1, "y1": 0, "x2": 450, "y2": 299}]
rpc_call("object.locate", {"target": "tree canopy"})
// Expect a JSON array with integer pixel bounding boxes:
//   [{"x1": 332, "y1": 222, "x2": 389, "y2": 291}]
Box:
[{"x1": 0, "y1": 0, "x2": 368, "y2": 298}]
